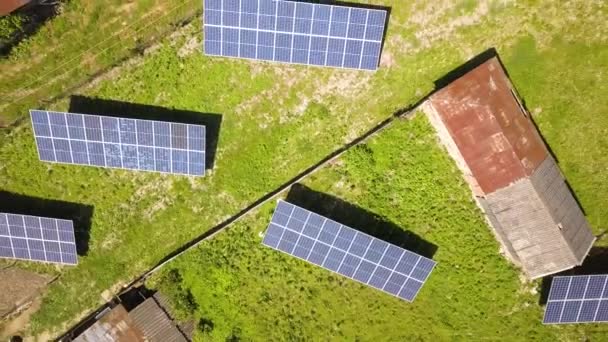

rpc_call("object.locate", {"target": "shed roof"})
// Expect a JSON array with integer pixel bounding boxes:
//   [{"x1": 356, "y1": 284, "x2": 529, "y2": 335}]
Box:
[
  {"x1": 424, "y1": 54, "x2": 596, "y2": 278},
  {"x1": 428, "y1": 57, "x2": 548, "y2": 194},
  {"x1": 153, "y1": 292, "x2": 195, "y2": 340},
  {"x1": 0, "y1": 0, "x2": 31, "y2": 16},
  {"x1": 72, "y1": 305, "x2": 145, "y2": 342},
  {"x1": 129, "y1": 297, "x2": 188, "y2": 342},
  {"x1": 73, "y1": 294, "x2": 188, "y2": 342}
]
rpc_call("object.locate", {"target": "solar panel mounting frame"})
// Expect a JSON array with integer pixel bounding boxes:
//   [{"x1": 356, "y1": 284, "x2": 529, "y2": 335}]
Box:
[
  {"x1": 29, "y1": 110, "x2": 206, "y2": 177},
  {"x1": 262, "y1": 200, "x2": 436, "y2": 302},
  {"x1": 203, "y1": 0, "x2": 388, "y2": 71},
  {"x1": 0, "y1": 212, "x2": 78, "y2": 266},
  {"x1": 543, "y1": 274, "x2": 608, "y2": 324}
]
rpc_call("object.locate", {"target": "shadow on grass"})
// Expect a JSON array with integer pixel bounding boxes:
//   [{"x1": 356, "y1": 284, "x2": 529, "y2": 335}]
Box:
[
  {"x1": 433, "y1": 47, "x2": 498, "y2": 89},
  {"x1": 68, "y1": 95, "x2": 223, "y2": 170},
  {"x1": 538, "y1": 246, "x2": 608, "y2": 305},
  {"x1": 285, "y1": 183, "x2": 438, "y2": 259},
  {"x1": 0, "y1": 191, "x2": 93, "y2": 256},
  {"x1": 1, "y1": 2, "x2": 62, "y2": 56}
]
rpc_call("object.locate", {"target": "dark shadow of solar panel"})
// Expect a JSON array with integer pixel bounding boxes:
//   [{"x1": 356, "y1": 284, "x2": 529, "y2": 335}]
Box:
[
  {"x1": 0, "y1": 191, "x2": 93, "y2": 257},
  {"x1": 262, "y1": 199, "x2": 437, "y2": 302},
  {"x1": 68, "y1": 96, "x2": 222, "y2": 171}
]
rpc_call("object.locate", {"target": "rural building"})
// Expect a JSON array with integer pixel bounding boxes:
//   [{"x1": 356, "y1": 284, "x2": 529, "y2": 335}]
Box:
[
  {"x1": 421, "y1": 56, "x2": 596, "y2": 279},
  {"x1": 72, "y1": 292, "x2": 191, "y2": 342}
]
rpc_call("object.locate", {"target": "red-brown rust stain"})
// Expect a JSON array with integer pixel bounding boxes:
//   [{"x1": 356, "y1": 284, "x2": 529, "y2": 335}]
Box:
[
  {"x1": 430, "y1": 57, "x2": 548, "y2": 194},
  {"x1": 78, "y1": 305, "x2": 146, "y2": 342},
  {"x1": 0, "y1": 0, "x2": 31, "y2": 15}
]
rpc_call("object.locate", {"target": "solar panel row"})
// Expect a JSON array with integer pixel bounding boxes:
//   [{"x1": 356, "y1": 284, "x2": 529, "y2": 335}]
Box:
[
  {"x1": 0, "y1": 213, "x2": 77, "y2": 265},
  {"x1": 204, "y1": 0, "x2": 387, "y2": 70},
  {"x1": 262, "y1": 200, "x2": 436, "y2": 302},
  {"x1": 544, "y1": 275, "x2": 608, "y2": 324},
  {"x1": 30, "y1": 110, "x2": 206, "y2": 176}
]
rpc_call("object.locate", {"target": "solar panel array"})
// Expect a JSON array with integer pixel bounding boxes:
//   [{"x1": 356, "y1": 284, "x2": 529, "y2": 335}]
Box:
[
  {"x1": 203, "y1": 0, "x2": 387, "y2": 70},
  {"x1": 0, "y1": 213, "x2": 77, "y2": 265},
  {"x1": 262, "y1": 200, "x2": 436, "y2": 302},
  {"x1": 30, "y1": 110, "x2": 206, "y2": 176},
  {"x1": 543, "y1": 275, "x2": 608, "y2": 324}
]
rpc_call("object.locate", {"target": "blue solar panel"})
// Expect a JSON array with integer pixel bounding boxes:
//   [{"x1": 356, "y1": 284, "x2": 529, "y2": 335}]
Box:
[
  {"x1": 203, "y1": 0, "x2": 387, "y2": 70},
  {"x1": 0, "y1": 213, "x2": 77, "y2": 265},
  {"x1": 543, "y1": 275, "x2": 608, "y2": 324},
  {"x1": 30, "y1": 110, "x2": 206, "y2": 176},
  {"x1": 262, "y1": 200, "x2": 436, "y2": 302}
]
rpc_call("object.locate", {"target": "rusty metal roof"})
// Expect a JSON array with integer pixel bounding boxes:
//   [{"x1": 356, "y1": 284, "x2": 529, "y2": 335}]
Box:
[
  {"x1": 72, "y1": 305, "x2": 145, "y2": 342},
  {"x1": 73, "y1": 294, "x2": 188, "y2": 342},
  {"x1": 428, "y1": 57, "x2": 548, "y2": 194},
  {"x1": 0, "y1": 0, "x2": 31, "y2": 16},
  {"x1": 425, "y1": 55, "x2": 596, "y2": 278}
]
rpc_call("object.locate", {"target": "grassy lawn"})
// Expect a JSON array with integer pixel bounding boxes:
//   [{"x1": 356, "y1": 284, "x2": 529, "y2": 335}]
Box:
[
  {"x1": 0, "y1": 0, "x2": 201, "y2": 127},
  {"x1": 0, "y1": 0, "x2": 606, "y2": 339},
  {"x1": 147, "y1": 116, "x2": 605, "y2": 341}
]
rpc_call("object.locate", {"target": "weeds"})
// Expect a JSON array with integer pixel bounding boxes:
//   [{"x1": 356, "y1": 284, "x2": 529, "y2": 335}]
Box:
[{"x1": 0, "y1": 0, "x2": 606, "y2": 339}]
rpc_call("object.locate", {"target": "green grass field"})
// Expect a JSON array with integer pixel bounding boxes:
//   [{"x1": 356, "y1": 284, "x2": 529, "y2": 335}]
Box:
[
  {"x1": 0, "y1": 0, "x2": 606, "y2": 339},
  {"x1": 148, "y1": 116, "x2": 605, "y2": 341},
  {"x1": 0, "y1": 0, "x2": 200, "y2": 127}
]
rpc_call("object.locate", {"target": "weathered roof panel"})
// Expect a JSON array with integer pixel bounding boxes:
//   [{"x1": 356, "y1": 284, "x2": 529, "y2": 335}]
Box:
[
  {"x1": 0, "y1": 0, "x2": 31, "y2": 16},
  {"x1": 73, "y1": 305, "x2": 145, "y2": 342},
  {"x1": 129, "y1": 297, "x2": 187, "y2": 342},
  {"x1": 153, "y1": 292, "x2": 195, "y2": 341},
  {"x1": 429, "y1": 57, "x2": 548, "y2": 194},
  {"x1": 424, "y1": 55, "x2": 595, "y2": 278}
]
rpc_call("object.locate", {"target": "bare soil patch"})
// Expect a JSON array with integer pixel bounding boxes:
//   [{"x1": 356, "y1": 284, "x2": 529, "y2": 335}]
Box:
[
  {"x1": 0, "y1": 268, "x2": 52, "y2": 318},
  {"x1": 0, "y1": 268, "x2": 54, "y2": 339},
  {"x1": 1, "y1": 297, "x2": 42, "y2": 340}
]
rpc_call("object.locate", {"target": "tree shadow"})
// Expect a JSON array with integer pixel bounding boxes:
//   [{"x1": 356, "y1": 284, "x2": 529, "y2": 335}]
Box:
[
  {"x1": 538, "y1": 246, "x2": 608, "y2": 305},
  {"x1": 285, "y1": 183, "x2": 438, "y2": 259},
  {"x1": 0, "y1": 191, "x2": 93, "y2": 256},
  {"x1": 68, "y1": 95, "x2": 223, "y2": 170}
]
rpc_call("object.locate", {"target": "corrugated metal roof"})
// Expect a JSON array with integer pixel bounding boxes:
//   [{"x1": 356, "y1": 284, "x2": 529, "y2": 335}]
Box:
[
  {"x1": 424, "y1": 55, "x2": 595, "y2": 278},
  {"x1": 72, "y1": 305, "x2": 145, "y2": 342},
  {"x1": 129, "y1": 297, "x2": 188, "y2": 342},
  {"x1": 73, "y1": 293, "x2": 190, "y2": 342},
  {"x1": 428, "y1": 57, "x2": 548, "y2": 194},
  {"x1": 153, "y1": 292, "x2": 195, "y2": 340}
]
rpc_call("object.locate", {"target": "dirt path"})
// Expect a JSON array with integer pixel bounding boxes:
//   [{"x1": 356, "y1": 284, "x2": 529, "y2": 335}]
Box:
[
  {"x1": 0, "y1": 267, "x2": 54, "y2": 339},
  {"x1": 0, "y1": 267, "x2": 52, "y2": 317},
  {"x1": 1, "y1": 297, "x2": 41, "y2": 340}
]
